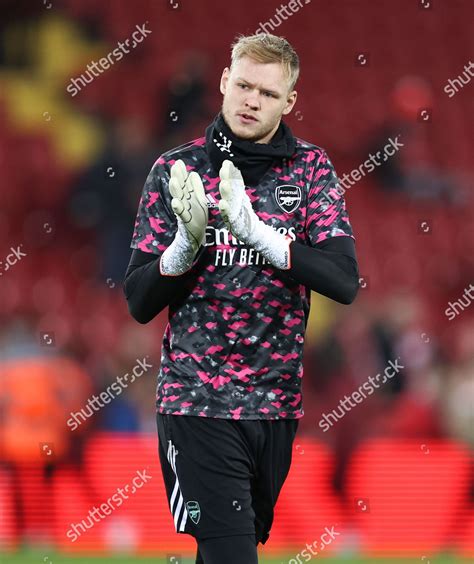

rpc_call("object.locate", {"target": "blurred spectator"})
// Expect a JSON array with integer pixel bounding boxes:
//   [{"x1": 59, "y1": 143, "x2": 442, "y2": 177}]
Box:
[
  {"x1": 0, "y1": 316, "x2": 92, "y2": 544},
  {"x1": 440, "y1": 319, "x2": 474, "y2": 448},
  {"x1": 159, "y1": 50, "x2": 213, "y2": 149},
  {"x1": 305, "y1": 293, "x2": 443, "y2": 493},
  {"x1": 69, "y1": 115, "x2": 158, "y2": 283},
  {"x1": 0, "y1": 1, "x2": 42, "y2": 68},
  {"x1": 91, "y1": 320, "x2": 163, "y2": 434},
  {"x1": 365, "y1": 76, "x2": 466, "y2": 204}
]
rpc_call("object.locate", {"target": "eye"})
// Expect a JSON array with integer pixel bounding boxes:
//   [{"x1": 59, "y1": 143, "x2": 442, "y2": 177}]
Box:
[
  {"x1": 238, "y1": 83, "x2": 249, "y2": 89},
  {"x1": 263, "y1": 92, "x2": 274, "y2": 98}
]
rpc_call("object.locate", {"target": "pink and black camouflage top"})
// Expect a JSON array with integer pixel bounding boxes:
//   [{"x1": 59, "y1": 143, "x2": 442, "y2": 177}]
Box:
[{"x1": 130, "y1": 136, "x2": 355, "y2": 420}]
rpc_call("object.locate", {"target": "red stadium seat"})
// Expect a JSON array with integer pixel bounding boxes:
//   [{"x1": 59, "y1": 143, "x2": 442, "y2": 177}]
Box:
[
  {"x1": 455, "y1": 508, "x2": 474, "y2": 560},
  {"x1": 83, "y1": 433, "x2": 196, "y2": 554},
  {"x1": 0, "y1": 468, "x2": 17, "y2": 551},
  {"x1": 346, "y1": 439, "x2": 471, "y2": 557},
  {"x1": 53, "y1": 466, "x2": 103, "y2": 553},
  {"x1": 267, "y1": 438, "x2": 344, "y2": 554}
]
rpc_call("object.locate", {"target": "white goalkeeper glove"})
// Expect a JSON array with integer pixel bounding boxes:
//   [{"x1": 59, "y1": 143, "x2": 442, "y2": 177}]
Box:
[
  {"x1": 218, "y1": 160, "x2": 292, "y2": 270},
  {"x1": 160, "y1": 159, "x2": 208, "y2": 276}
]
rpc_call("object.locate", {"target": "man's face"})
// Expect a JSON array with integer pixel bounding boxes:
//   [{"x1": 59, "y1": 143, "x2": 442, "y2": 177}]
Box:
[{"x1": 220, "y1": 55, "x2": 297, "y2": 144}]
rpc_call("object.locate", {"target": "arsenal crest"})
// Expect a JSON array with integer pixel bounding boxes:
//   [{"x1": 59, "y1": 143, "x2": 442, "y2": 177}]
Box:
[
  {"x1": 186, "y1": 500, "x2": 201, "y2": 524},
  {"x1": 275, "y1": 184, "x2": 301, "y2": 214}
]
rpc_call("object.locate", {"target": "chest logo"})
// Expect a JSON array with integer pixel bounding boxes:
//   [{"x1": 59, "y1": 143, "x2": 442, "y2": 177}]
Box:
[{"x1": 275, "y1": 184, "x2": 301, "y2": 214}]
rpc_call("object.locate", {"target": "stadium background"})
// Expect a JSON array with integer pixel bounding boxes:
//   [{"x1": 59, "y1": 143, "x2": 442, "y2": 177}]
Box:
[{"x1": 0, "y1": 0, "x2": 472, "y2": 562}]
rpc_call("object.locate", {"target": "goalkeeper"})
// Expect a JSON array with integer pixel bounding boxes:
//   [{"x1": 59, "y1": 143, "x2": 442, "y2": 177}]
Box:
[{"x1": 124, "y1": 33, "x2": 358, "y2": 564}]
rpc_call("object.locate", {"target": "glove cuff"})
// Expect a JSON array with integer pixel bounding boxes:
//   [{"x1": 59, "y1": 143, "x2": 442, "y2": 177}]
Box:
[
  {"x1": 250, "y1": 222, "x2": 292, "y2": 270},
  {"x1": 160, "y1": 220, "x2": 200, "y2": 276}
]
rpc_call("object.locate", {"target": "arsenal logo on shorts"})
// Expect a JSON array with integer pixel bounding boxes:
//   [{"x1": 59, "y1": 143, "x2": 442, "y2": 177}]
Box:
[
  {"x1": 186, "y1": 500, "x2": 201, "y2": 524},
  {"x1": 275, "y1": 184, "x2": 302, "y2": 214}
]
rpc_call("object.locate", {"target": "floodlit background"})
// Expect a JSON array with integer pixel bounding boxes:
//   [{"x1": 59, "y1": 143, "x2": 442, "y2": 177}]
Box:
[{"x1": 0, "y1": 0, "x2": 473, "y2": 562}]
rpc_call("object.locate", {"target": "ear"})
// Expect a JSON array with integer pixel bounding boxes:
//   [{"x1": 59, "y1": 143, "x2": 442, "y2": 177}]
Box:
[
  {"x1": 220, "y1": 67, "x2": 230, "y2": 95},
  {"x1": 282, "y1": 90, "x2": 297, "y2": 116}
]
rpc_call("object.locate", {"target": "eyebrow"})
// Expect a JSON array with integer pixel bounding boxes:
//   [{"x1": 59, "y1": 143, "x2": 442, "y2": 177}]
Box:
[{"x1": 235, "y1": 77, "x2": 282, "y2": 97}]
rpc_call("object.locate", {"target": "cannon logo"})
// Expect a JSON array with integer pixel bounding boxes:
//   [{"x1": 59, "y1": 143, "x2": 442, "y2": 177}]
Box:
[
  {"x1": 275, "y1": 185, "x2": 301, "y2": 214},
  {"x1": 186, "y1": 500, "x2": 201, "y2": 524}
]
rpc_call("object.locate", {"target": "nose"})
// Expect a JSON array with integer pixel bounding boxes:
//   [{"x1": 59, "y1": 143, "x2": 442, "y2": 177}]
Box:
[{"x1": 244, "y1": 91, "x2": 260, "y2": 111}]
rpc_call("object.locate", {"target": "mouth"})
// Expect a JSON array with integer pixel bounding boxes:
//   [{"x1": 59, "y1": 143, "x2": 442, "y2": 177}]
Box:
[{"x1": 238, "y1": 112, "x2": 258, "y2": 123}]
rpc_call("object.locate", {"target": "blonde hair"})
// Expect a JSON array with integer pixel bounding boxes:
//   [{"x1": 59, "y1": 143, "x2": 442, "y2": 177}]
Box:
[{"x1": 230, "y1": 33, "x2": 300, "y2": 93}]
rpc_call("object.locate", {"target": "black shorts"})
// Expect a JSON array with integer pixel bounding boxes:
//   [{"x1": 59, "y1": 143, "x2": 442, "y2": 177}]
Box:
[{"x1": 156, "y1": 413, "x2": 299, "y2": 544}]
